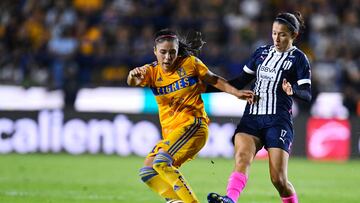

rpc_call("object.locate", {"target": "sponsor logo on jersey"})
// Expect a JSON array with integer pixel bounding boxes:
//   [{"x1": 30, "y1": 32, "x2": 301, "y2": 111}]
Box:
[
  {"x1": 151, "y1": 76, "x2": 198, "y2": 96},
  {"x1": 260, "y1": 66, "x2": 276, "y2": 73},
  {"x1": 260, "y1": 75, "x2": 274, "y2": 80}
]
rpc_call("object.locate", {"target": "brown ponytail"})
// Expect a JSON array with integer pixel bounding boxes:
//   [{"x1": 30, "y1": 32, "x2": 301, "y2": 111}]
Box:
[{"x1": 154, "y1": 29, "x2": 205, "y2": 57}]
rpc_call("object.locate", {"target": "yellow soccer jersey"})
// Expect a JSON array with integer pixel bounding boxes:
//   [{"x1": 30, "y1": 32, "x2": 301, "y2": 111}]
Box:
[{"x1": 140, "y1": 55, "x2": 210, "y2": 137}]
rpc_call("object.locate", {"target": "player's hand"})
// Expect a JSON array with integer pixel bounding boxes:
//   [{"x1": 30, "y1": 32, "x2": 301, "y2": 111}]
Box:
[
  {"x1": 235, "y1": 90, "x2": 254, "y2": 102},
  {"x1": 249, "y1": 95, "x2": 260, "y2": 104},
  {"x1": 129, "y1": 65, "x2": 148, "y2": 80},
  {"x1": 282, "y1": 78, "x2": 293, "y2": 95}
]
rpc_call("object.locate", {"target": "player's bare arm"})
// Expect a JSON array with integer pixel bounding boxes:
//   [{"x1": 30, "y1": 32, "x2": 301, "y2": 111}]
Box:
[
  {"x1": 127, "y1": 65, "x2": 148, "y2": 86},
  {"x1": 201, "y1": 70, "x2": 254, "y2": 101}
]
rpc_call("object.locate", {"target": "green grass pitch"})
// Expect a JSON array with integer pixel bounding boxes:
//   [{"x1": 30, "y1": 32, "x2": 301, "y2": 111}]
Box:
[{"x1": 0, "y1": 154, "x2": 359, "y2": 203}]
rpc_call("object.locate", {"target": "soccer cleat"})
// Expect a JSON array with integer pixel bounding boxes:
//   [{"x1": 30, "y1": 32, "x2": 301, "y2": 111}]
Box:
[
  {"x1": 207, "y1": 192, "x2": 234, "y2": 203},
  {"x1": 166, "y1": 200, "x2": 184, "y2": 203}
]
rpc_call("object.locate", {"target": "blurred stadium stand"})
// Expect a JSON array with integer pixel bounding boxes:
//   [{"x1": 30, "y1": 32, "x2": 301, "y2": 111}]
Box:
[{"x1": 0, "y1": 0, "x2": 358, "y2": 114}]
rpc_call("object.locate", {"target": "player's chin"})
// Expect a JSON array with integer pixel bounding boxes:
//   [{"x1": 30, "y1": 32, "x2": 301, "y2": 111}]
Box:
[
  {"x1": 275, "y1": 45, "x2": 284, "y2": 51},
  {"x1": 162, "y1": 63, "x2": 171, "y2": 68}
]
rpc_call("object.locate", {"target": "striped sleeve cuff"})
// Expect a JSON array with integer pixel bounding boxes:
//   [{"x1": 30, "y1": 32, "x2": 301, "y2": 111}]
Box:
[
  {"x1": 243, "y1": 65, "x2": 255, "y2": 75},
  {"x1": 297, "y1": 79, "x2": 311, "y2": 85}
]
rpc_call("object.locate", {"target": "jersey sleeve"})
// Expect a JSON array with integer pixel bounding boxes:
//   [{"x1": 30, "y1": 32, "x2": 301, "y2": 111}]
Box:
[
  {"x1": 193, "y1": 56, "x2": 209, "y2": 77},
  {"x1": 296, "y1": 54, "x2": 311, "y2": 86},
  {"x1": 243, "y1": 46, "x2": 264, "y2": 75},
  {"x1": 138, "y1": 64, "x2": 154, "y2": 87}
]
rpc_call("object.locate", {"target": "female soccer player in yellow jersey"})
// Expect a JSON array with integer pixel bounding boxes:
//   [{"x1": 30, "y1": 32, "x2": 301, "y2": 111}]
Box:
[{"x1": 127, "y1": 29, "x2": 254, "y2": 203}]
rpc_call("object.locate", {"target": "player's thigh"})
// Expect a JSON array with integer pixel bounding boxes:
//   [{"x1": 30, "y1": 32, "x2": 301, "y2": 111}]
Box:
[
  {"x1": 234, "y1": 133, "x2": 263, "y2": 161},
  {"x1": 264, "y1": 119, "x2": 294, "y2": 153},
  {"x1": 172, "y1": 124, "x2": 208, "y2": 167},
  {"x1": 146, "y1": 120, "x2": 208, "y2": 167}
]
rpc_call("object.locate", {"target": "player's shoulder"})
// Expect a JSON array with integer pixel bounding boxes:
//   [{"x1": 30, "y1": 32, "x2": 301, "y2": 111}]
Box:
[
  {"x1": 145, "y1": 61, "x2": 159, "y2": 72},
  {"x1": 252, "y1": 45, "x2": 272, "y2": 56},
  {"x1": 184, "y1": 55, "x2": 199, "y2": 63},
  {"x1": 256, "y1": 44, "x2": 271, "y2": 52},
  {"x1": 149, "y1": 61, "x2": 158, "y2": 68},
  {"x1": 140, "y1": 61, "x2": 159, "y2": 78},
  {"x1": 180, "y1": 55, "x2": 204, "y2": 67},
  {"x1": 292, "y1": 47, "x2": 305, "y2": 56},
  {"x1": 292, "y1": 47, "x2": 310, "y2": 63}
]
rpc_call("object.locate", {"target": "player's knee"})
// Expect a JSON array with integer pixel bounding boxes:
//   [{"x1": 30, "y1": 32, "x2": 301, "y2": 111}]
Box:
[
  {"x1": 139, "y1": 166, "x2": 157, "y2": 183},
  {"x1": 152, "y1": 161, "x2": 166, "y2": 173},
  {"x1": 270, "y1": 173, "x2": 288, "y2": 189},
  {"x1": 235, "y1": 151, "x2": 253, "y2": 168},
  {"x1": 152, "y1": 152, "x2": 173, "y2": 173}
]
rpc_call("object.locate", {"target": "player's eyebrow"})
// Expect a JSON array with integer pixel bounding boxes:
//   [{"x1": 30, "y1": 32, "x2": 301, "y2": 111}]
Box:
[
  {"x1": 272, "y1": 30, "x2": 287, "y2": 34},
  {"x1": 160, "y1": 48, "x2": 176, "y2": 52}
]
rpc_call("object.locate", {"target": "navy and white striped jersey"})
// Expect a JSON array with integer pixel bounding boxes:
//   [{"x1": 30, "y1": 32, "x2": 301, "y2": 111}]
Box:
[{"x1": 243, "y1": 45, "x2": 311, "y2": 117}]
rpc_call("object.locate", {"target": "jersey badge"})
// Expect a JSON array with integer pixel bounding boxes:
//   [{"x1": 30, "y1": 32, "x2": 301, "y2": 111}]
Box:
[
  {"x1": 283, "y1": 60, "x2": 293, "y2": 70},
  {"x1": 176, "y1": 67, "x2": 186, "y2": 78}
]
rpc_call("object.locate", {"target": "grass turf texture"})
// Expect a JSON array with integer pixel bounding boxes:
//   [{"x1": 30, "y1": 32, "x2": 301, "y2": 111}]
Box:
[{"x1": 0, "y1": 154, "x2": 359, "y2": 203}]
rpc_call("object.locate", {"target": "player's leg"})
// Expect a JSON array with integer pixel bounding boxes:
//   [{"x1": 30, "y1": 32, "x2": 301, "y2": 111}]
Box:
[
  {"x1": 207, "y1": 133, "x2": 262, "y2": 203},
  {"x1": 268, "y1": 148, "x2": 298, "y2": 203},
  {"x1": 265, "y1": 118, "x2": 297, "y2": 203},
  {"x1": 153, "y1": 118, "x2": 207, "y2": 203},
  {"x1": 208, "y1": 113, "x2": 263, "y2": 203},
  {"x1": 228, "y1": 133, "x2": 262, "y2": 200},
  {"x1": 139, "y1": 154, "x2": 180, "y2": 201},
  {"x1": 153, "y1": 151, "x2": 198, "y2": 203}
]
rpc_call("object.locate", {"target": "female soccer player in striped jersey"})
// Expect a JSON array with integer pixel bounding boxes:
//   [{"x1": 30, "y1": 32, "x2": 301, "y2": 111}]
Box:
[
  {"x1": 207, "y1": 12, "x2": 311, "y2": 203},
  {"x1": 127, "y1": 29, "x2": 254, "y2": 203}
]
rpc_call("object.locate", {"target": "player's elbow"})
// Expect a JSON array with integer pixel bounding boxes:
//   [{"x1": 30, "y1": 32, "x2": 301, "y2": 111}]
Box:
[
  {"x1": 306, "y1": 94, "x2": 312, "y2": 103},
  {"x1": 302, "y1": 89, "x2": 312, "y2": 103}
]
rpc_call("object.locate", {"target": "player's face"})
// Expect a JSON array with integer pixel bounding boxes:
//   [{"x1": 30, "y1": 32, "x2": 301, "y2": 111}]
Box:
[
  {"x1": 272, "y1": 22, "x2": 296, "y2": 52},
  {"x1": 154, "y1": 40, "x2": 179, "y2": 70}
]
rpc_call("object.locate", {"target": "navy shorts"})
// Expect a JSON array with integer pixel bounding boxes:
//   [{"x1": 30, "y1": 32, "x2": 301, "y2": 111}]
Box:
[{"x1": 233, "y1": 114, "x2": 294, "y2": 153}]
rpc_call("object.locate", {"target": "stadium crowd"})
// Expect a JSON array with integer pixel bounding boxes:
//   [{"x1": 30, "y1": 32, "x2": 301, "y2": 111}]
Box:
[{"x1": 0, "y1": 0, "x2": 359, "y2": 113}]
